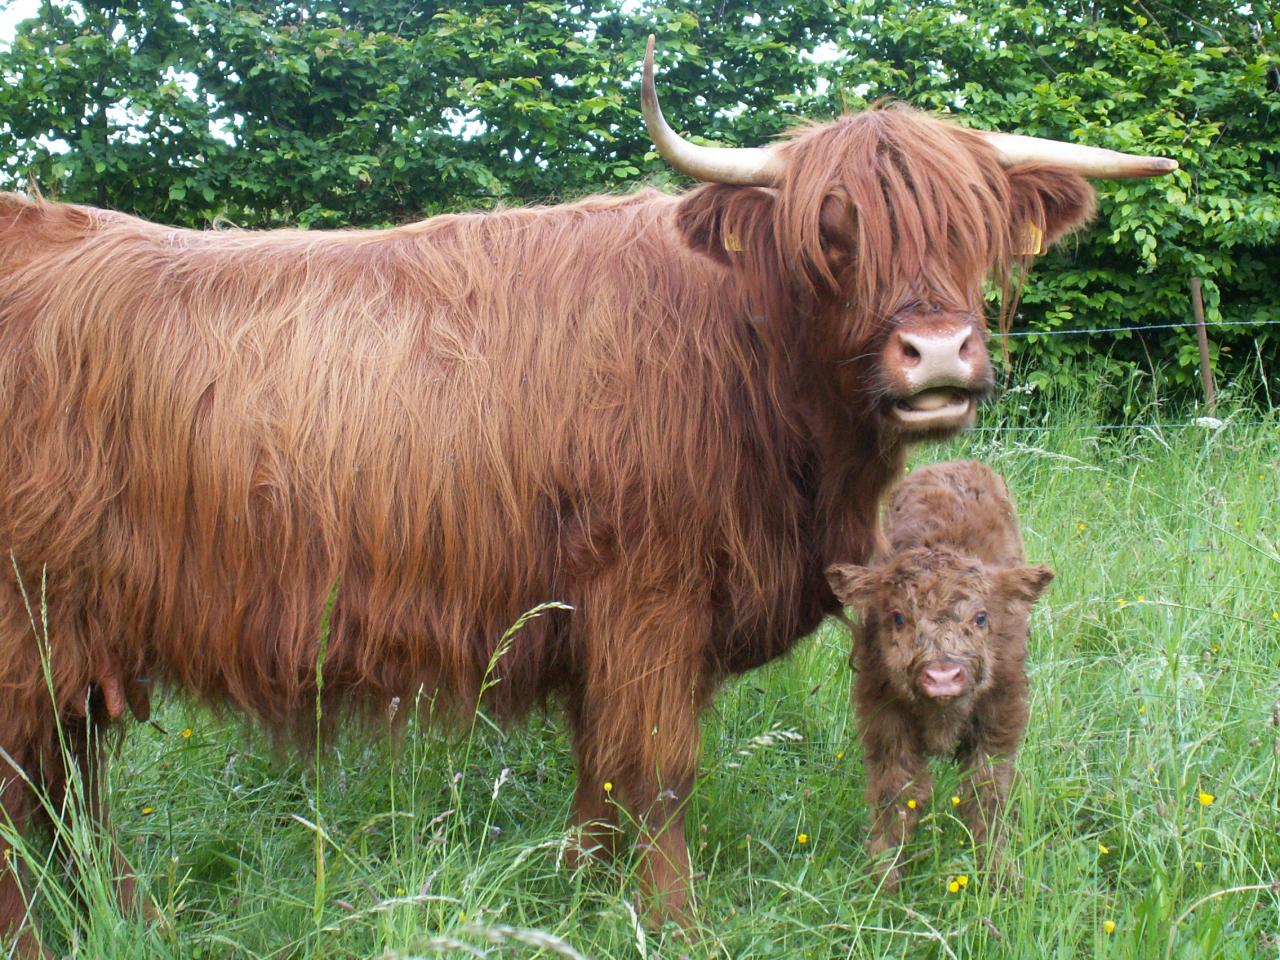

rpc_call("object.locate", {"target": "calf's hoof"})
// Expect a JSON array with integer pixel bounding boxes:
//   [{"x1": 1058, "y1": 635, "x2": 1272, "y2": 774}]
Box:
[
  {"x1": 867, "y1": 856, "x2": 903, "y2": 893},
  {"x1": 983, "y1": 850, "x2": 1023, "y2": 892}
]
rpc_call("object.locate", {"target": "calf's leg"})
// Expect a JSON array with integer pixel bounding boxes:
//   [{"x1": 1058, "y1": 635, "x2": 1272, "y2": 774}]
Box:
[
  {"x1": 957, "y1": 694, "x2": 1028, "y2": 883},
  {"x1": 860, "y1": 703, "x2": 929, "y2": 890}
]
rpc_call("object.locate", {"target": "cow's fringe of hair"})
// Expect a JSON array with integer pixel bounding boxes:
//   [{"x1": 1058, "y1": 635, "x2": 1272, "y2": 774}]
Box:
[{"x1": 770, "y1": 105, "x2": 1093, "y2": 336}]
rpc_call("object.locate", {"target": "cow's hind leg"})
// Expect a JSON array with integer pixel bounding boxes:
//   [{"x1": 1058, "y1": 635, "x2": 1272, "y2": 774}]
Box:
[
  {"x1": 1, "y1": 746, "x2": 52, "y2": 958},
  {"x1": 55, "y1": 713, "x2": 139, "y2": 917},
  {"x1": 1, "y1": 694, "x2": 139, "y2": 956}
]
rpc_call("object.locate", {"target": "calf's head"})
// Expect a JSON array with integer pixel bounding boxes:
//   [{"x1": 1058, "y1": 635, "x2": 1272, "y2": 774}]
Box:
[
  {"x1": 644, "y1": 36, "x2": 1175, "y2": 441},
  {"x1": 826, "y1": 548, "x2": 1053, "y2": 705}
]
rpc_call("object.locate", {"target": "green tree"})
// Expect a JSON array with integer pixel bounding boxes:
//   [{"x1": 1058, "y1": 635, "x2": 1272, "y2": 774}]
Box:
[{"x1": 0, "y1": 0, "x2": 1275, "y2": 397}]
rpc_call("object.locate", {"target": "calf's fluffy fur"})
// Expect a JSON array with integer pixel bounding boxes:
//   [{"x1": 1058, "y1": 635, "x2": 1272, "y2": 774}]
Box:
[{"x1": 826, "y1": 460, "x2": 1053, "y2": 886}]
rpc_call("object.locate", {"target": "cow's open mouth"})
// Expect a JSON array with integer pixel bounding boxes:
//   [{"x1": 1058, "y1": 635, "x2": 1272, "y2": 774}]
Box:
[{"x1": 890, "y1": 387, "x2": 976, "y2": 428}]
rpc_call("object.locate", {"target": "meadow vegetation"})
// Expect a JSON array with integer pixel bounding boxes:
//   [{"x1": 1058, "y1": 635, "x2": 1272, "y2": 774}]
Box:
[{"x1": 4, "y1": 385, "x2": 1277, "y2": 959}]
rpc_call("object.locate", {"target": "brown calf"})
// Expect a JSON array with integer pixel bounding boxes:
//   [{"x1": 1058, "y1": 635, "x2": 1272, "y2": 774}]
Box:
[{"x1": 826, "y1": 460, "x2": 1053, "y2": 887}]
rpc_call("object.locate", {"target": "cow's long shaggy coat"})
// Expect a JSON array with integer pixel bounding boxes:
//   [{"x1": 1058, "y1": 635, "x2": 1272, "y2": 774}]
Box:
[{"x1": 0, "y1": 105, "x2": 1095, "y2": 942}]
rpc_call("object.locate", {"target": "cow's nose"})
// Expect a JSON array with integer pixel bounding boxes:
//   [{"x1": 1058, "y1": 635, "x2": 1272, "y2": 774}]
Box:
[{"x1": 894, "y1": 327, "x2": 976, "y2": 389}]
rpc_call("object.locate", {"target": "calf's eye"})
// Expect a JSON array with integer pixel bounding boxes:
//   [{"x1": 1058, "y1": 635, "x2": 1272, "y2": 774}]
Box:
[
  {"x1": 975, "y1": 611, "x2": 988, "y2": 627},
  {"x1": 892, "y1": 611, "x2": 906, "y2": 628}
]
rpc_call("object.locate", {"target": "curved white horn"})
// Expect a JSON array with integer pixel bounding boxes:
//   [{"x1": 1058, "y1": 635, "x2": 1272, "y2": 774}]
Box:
[
  {"x1": 641, "y1": 35, "x2": 784, "y2": 186},
  {"x1": 980, "y1": 130, "x2": 1178, "y2": 179}
]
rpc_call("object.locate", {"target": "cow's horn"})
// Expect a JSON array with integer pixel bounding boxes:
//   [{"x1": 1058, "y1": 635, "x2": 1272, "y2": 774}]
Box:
[
  {"x1": 980, "y1": 130, "x2": 1179, "y2": 179},
  {"x1": 642, "y1": 35, "x2": 784, "y2": 186}
]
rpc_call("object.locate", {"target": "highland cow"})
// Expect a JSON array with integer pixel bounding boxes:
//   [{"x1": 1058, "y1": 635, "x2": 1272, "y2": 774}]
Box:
[
  {"x1": 0, "y1": 36, "x2": 1172, "y2": 949},
  {"x1": 827, "y1": 460, "x2": 1053, "y2": 888}
]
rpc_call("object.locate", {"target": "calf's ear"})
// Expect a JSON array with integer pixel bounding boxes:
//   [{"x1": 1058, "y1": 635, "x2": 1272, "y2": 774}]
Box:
[
  {"x1": 993, "y1": 563, "x2": 1055, "y2": 605},
  {"x1": 825, "y1": 563, "x2": 881, "y2": 610}
]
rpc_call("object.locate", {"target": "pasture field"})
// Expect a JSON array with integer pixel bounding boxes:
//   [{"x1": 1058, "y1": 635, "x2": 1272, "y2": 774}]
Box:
[{"x1": 6, "y1": 399, "x2": 1279, "y2": 959}]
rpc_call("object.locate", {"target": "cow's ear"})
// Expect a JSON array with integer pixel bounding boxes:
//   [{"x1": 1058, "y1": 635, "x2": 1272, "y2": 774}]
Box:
[
  {"x1": 825, "y1": 563, "x2": 881, "y2": 610},
  {"x1": 992, "y1": 563, "x2": 1055, "y2": 606},
  {"x1": 675, "y1": 183, "x2": 776, "y2": 266},
  {"x1": 1006, "y1": 165, "x2": 1096, "y2": 253}
]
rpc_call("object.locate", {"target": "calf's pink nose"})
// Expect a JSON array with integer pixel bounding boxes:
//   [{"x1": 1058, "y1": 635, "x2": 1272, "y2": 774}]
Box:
[{"x1": 920, "y1": 663, "x2": 967, "y2": 698}]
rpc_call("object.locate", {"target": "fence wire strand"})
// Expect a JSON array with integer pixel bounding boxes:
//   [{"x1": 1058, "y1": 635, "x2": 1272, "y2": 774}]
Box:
[
  {"x1": 970, "y1": 421, "x2": 1269, "y2": 432},
  {"x1": 1000, "y1": 317, "x2": 1280, "y2": 338}
]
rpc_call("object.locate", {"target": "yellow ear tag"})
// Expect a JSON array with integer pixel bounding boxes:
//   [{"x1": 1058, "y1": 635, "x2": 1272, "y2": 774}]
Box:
[
  {"x1": 1014, "y1": 222, "x2": 1044, "y2": 256},
  {"x1": 722, "y1": 230, "x2": 744, "y2": 253}
]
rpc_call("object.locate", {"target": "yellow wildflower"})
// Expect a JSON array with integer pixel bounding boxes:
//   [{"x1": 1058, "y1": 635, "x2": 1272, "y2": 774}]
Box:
[
  {"x1": 603, "y1": 781, "x2": 613, "y2": 794},
  {"x1": 140, "y1": 806, "x2": 154, "y2": 816},
  {"x1": 836, "y1": 751, "x2": 844, "y2": 761},
  {"x1": 1137, "y1": 705, "x2": 1146, "y2": 715},
  {"x1": 1198, "y1": 791, "x2": 1215, "y2": 807},
  {"x1": 956, "y1": 875, "x2": 969, "y2": 888},
  {"x1": 1077, "y1": 522, "x2": 1086, "y2": 532},
  {"x1": 951, "y1": 795, "x2": 961, "y2": 807},
  {"x1": 906, "y1": 798, "x2": 917, "y2": 810},
  {"x1": 1098, "y1": 842, "x2": 1110, "y2": 855},
  {"x1": 1104, "y1": 920, "x2": 1117, "y2": 935},
  {"x1": 181, "y1": 727, "x2": 193, "y2": 739},
  {"x1": 947, "y1": 880, "x2": 960, "y2": 893},
  {"x1": 797, "y1": 833, "x2": 809, "y2": 846}
]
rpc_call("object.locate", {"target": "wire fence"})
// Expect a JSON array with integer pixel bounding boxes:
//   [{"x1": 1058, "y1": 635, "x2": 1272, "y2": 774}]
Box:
[
  {"x1": 1000, "y1": 317, "x2": 1280, "y2": 338},
  {"x1": 971, "y1": 420, "x2": 1270, "y2": 432},
  {"x1": 985, "y1": 311, "x2": 1277, "y2": 432}
]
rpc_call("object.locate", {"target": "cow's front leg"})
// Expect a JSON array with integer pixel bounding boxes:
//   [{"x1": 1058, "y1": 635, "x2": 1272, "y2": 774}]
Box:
[
  {"x1": 568, "y1": 586, "x2": 712, "y2": 924},
  {"x1": 564, "y1": 693, "x2": 622, "y2": 869}
]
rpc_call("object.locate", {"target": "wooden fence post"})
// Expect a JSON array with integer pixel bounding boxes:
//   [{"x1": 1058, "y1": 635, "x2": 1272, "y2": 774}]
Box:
[{"x1": 1190, "y1": 277, "x2": 1217, "y2": 415}]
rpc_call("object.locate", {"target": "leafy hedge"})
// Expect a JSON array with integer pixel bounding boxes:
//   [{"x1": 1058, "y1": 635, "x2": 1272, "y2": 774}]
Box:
[{"x1": 1, "y1": 0, "x2": 1275, "y2": 399}]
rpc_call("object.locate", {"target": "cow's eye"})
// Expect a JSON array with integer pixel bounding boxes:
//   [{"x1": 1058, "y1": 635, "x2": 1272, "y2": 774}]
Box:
[
  {"x1": 892, "y1": 611, "x2": 906, "y2": 629},
  {"x1": 975, "y1": 611, "x2": 988, "y2": 627}
]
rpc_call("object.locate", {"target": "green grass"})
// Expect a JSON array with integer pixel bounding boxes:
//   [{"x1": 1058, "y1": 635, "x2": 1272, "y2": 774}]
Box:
[{"x1": 6, "y1": 403, "x2": 1279, "y2": 959}]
